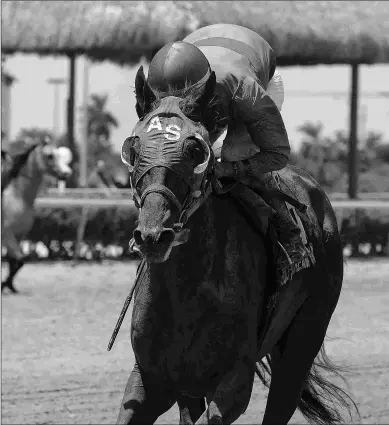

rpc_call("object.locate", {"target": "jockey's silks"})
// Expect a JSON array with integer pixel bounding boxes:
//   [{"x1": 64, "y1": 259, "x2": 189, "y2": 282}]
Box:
[{"x1": 184, "y1": 24, "x2": 291, "y2": 175}]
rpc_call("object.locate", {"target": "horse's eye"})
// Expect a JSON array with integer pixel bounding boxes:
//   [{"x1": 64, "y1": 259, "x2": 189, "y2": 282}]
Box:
[{"x1": 47, "y1": 153, "x2": 54, "y2": 160}]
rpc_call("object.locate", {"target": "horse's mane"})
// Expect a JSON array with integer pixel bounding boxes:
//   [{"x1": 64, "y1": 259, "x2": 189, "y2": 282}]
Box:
[{"x1": 149, "y1": 82, "x2": 225, "y2": 133}]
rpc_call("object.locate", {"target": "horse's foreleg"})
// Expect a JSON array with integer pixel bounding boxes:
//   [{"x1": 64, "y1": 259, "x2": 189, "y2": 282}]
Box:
[
  {"x1": 1, "y1": 230, "x2": 25, "y2": 293},
  {"x1": 262, "y1": 295, "x2": 334, "y2": 425},
  {"x1": 178, "y1": 395, "x2": 206, "y2": 424},
  {"x1": 195, "y1": 360, "x2": 255, "y2": 425},
  {"x1": 2, "y1": 257, "x2": 24, "y2": 293},
  {"x1": 116, "y1": 361, "x2": 176, "y2": 425}
]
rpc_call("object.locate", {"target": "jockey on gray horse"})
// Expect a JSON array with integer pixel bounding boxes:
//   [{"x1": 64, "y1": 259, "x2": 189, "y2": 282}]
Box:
[
  {"x1": 135, "y1": 24, "x2": 311, "y2": 278},
  {"x1": 2, "y1": 136, "x2": 72, "y2": 293}
]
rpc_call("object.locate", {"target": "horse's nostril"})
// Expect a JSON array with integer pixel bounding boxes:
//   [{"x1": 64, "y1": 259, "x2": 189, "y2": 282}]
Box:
[
  {"x1": 159, "y1": 229, "x2": 175, "y2": 246},
  {"x1": 133, "y1": 228, "x2": 175, "y2": 247},
  {"x1": 133, "y1": 229, "x2": 143, "y2": 246}
]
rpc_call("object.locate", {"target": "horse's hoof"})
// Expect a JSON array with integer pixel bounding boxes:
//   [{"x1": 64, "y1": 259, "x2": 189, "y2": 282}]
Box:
[{"x1": 1, "y1": 282, "x2": 19, "y2": 294}]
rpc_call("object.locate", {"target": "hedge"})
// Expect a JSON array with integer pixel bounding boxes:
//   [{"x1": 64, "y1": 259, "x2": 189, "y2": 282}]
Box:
[
  {"x1": 5, "y1": 206, "x2": 389, "y2": 261},
  {"x1": 24, "y1": 206, "x2": 139, "y2": 261}
]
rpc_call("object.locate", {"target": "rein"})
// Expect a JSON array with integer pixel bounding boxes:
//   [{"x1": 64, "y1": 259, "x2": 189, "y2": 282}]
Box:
[
  {"x1": 110, "y1": 135, "x2": 244, "y2": 350},
  {"x1": 108, "y1": 149, "x2": 215, "y2": 350},
  {"x1": 131, "y1": 167, "x2": 214, "y2": 241},
  {"x1": 130, "y1": 141, "x2": 216, "y2": 244}
]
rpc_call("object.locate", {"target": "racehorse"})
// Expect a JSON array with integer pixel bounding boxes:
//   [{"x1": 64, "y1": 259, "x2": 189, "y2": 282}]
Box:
[
  {"x1": 1, "y1": 138, "x2": 72, "y2": 293},
  {"x1": 115, "y1": 69, "x2": 358, "y2": 424}
]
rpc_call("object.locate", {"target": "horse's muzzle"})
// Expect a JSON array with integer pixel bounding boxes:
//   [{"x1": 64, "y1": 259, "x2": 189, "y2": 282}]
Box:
[
  {"x1": 57, "y1": 167, "x2": 72, "y2": 181},
  {"x1": 133, "y1": 226, "x2": 176, "y2": 261}
]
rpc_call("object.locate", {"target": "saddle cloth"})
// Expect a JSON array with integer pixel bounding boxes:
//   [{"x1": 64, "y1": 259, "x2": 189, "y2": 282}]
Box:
[{"x1": 226, "y1": 179, "x2": 315, "y2": 301}]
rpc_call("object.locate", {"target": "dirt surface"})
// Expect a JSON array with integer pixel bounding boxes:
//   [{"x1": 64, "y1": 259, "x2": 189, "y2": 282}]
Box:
[{"x1": 2, "y1": 259, "x2": 389, "y2": 424}]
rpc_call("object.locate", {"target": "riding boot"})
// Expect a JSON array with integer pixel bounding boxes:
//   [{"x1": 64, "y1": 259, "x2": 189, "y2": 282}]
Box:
[
  {"x1": 270, "y1": 198, "x2": 310, "y2": 266},
  {"x1": 251, "y1": 172, "x2": 315, "y2": 281}
]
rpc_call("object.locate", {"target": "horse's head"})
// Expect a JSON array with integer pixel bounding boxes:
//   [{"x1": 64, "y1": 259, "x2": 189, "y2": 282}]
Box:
[
  {"x1": 37, "y1": 138, "x2": 73, "y2": 181},
  {"x1": 122, "y1": 67, "x2": 217, "y2": 262}
]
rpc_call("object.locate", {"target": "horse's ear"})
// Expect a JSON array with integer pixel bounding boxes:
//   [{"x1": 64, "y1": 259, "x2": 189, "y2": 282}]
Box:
[
  {"x1": 198, "y1": 71, "x2": 216, "y2": 107},
  {"x1": 135, "y1": 66, "x2": 155, "y2": 118}
]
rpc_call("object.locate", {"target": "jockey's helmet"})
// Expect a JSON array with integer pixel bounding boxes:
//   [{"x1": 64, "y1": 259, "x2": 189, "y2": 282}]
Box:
[{"x1": 147, "y1": 42, "x2": 211, "y2": 94}]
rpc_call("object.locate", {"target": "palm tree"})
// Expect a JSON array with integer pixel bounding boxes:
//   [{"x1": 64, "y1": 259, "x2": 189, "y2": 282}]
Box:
[
  {"x1": 296, "y1": 121, "x2": 344, "y2": 190},
  {"x1": 15, "y1": 127, "x2": 53, "y2": 143},
  {"x1": 297, "y1": 121, "x2": 324, "y2": 142},
  {"x1": 87, "y1": 94, "x2": 119, "y2": 143}
]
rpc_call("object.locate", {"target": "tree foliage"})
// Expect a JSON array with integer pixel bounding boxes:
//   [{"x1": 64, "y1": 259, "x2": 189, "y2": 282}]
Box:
[
  {"x1": 11, "y1": 120, "x2": 389, "y2": 259},
  {"x1": 291, "y1": 121, "x2": 389, "y2": 193},
  {"x1": 87, "y1": 93, "x2": 119, "y2": 142}
]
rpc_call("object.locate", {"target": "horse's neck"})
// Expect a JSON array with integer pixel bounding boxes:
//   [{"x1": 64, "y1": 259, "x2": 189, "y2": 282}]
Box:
[{"x1": 13, "y1": 150, "x2": 44, "y2": 205}]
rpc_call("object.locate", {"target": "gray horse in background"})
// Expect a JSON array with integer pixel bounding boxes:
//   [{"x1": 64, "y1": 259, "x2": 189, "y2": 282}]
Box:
[{"x1": 1, "y1": 137, "x2": 72, "y2": 293}]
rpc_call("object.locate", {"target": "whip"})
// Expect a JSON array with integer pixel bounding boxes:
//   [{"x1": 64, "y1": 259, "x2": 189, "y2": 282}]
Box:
[{"x1": 107, "y1": 258, "x2": 147, "y2": 351}]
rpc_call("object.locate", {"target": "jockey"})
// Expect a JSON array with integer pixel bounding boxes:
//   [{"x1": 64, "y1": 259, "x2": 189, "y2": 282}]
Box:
[
  {"x1": 1, "y1": 145, "x2": 37, "y2": 193},
  {"x1": 142, "y1": 24, "x2": 310, "y2": 271},
  {"x1": 1, "y1": 149, "x2": 13, "y2": 192}
]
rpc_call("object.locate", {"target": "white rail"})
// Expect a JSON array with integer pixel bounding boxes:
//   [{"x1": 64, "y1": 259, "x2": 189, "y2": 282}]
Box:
[
  {"x1": 44, "y1": 188, "x2": 389, "y2": 200},
  {"x1": 35, "y1": 197, "x2": 389, "y2": 210},
  {"x1": 35, "y1": 197, "x2": 136, "y2": 208}
]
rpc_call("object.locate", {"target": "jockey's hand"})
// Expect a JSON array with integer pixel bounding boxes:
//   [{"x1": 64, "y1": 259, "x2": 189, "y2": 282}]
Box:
[{"x1": 215, "y1": 162, "x2": 235, "y2": 179}]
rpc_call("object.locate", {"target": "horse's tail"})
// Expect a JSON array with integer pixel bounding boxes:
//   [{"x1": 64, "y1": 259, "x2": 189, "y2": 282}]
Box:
[
  {"x1": 297, "y1": 344, "x2": 359, "y2": 424},
  {"x1": 256, "y1": 344, "x2": 359, "y2": 424}
]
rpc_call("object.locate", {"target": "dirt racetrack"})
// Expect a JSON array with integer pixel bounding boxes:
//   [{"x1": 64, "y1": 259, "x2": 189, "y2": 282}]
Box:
[{"x1": 2, "y1": 259, "x2": 389, "y2": 424}]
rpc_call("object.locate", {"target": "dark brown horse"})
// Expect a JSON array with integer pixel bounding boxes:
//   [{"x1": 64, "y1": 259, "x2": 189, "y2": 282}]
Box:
[{"x1": 115, "y1": 69, "x2": 358, "y2": 424}]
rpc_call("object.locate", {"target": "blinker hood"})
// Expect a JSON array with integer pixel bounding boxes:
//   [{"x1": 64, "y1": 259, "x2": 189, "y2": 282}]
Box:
[{"x1": 122, "y1": 97, "x2": 211, "y2": 186}]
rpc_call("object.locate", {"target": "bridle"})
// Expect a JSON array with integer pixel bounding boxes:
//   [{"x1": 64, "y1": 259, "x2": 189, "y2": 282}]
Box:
[{"x1": 127, "y1": 134, "x2": 216, "y2": 245}]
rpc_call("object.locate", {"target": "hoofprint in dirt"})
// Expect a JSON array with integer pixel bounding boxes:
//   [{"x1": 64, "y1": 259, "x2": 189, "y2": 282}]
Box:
[{"x1": 1, "y1": 259, "x2": 388, "y2": 424}]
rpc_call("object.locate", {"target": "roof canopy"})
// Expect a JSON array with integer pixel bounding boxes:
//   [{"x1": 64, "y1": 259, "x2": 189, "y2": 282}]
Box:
[{"x1": 2, "y1": 1, "x2": 389, "y2": 66}]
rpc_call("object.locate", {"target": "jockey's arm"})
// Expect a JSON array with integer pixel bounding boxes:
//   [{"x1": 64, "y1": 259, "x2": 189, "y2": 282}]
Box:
[{"x1": 231, "y1": 75, "x2": 291, "y2": 179}]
